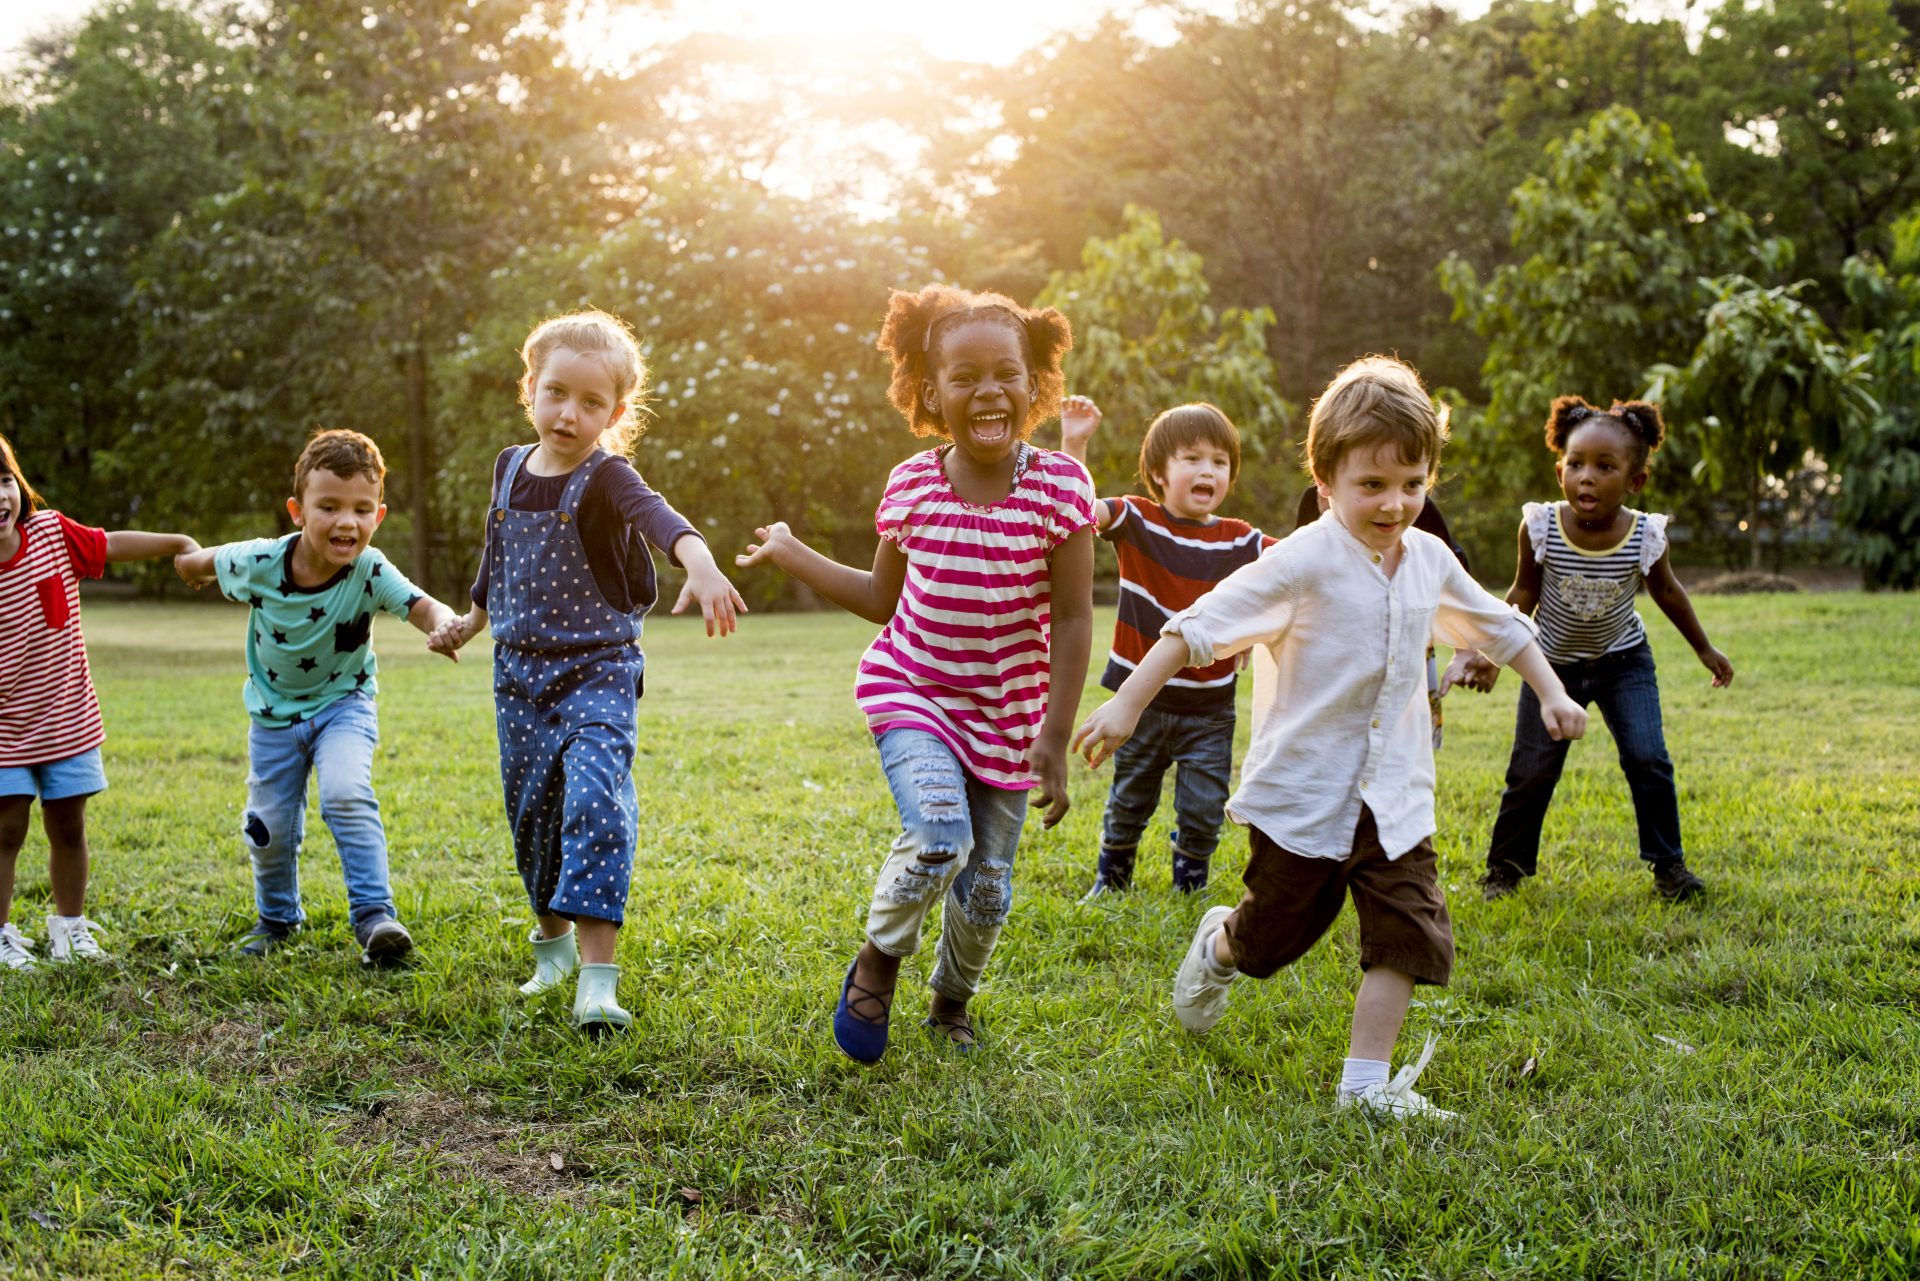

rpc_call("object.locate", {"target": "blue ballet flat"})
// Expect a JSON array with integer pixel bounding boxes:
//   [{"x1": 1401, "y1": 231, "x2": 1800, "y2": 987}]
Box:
[{"x1": 832, "y1": 958, "x2": 891, "y2": 1064}]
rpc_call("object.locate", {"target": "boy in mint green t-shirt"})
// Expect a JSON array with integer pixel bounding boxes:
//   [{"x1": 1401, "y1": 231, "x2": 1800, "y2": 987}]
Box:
[{"x1": 178, "y1": 430, "x2": 458, "y2": 964}]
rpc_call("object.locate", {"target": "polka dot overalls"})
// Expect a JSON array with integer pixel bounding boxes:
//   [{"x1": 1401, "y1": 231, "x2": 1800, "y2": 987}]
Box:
[{"x1": 488, "y1": 446, "x2": 646, "y2": 926}]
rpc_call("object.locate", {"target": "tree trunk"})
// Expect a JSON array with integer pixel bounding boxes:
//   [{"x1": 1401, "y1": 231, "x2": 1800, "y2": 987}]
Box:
[{"x1": 408, "y1": 324, "x2": 432, "y2": 595}]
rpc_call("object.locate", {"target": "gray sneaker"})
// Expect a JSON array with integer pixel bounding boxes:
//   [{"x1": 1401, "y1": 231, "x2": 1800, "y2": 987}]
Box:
[
  {"x1": 354, "y1": 913, "x2": 413, "y2": 967},
  {"x1": 1172, "y1": 905, "x2": 1237, "y2": 1033}
]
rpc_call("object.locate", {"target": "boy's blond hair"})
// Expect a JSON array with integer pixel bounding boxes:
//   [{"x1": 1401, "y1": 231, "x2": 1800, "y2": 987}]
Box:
[{"x1": 1305, "y1": 356, "x2": 1449, "y2": 483}]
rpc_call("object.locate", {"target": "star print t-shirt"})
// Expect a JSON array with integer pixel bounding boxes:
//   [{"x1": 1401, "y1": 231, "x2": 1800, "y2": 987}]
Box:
[{"x1": 214, "y1": 536, "x2": 424, "y2": 727}]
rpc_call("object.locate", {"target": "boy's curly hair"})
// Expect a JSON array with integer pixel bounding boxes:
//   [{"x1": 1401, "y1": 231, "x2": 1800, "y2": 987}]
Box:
[
  {"x1": 1545, "y1": 395, "x2": 1666, "y2": 467},
  {"x1": 875, "y1": 284, "x2": 1072, "y2": 439},
  {"x1": 294, "y1": 429, "x2": 387, "y2": 501}
]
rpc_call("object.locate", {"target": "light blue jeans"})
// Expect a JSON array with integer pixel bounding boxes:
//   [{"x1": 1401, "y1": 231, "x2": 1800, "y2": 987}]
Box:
[
  {"x1": 867, "y1": 728, "x2": 1029, "y2": 1001},
  {"x1": 243, "y1": 692, "x2": 394, "y2": 928}
]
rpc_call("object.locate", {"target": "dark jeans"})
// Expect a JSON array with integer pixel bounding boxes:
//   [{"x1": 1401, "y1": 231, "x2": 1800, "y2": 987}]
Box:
[
  {"x1": 1098, "y1": 705, "x2": 1235, "y2": 891},
  {"x1": 1486, "y1": 641, "x2": 1685, "y2": 877}
]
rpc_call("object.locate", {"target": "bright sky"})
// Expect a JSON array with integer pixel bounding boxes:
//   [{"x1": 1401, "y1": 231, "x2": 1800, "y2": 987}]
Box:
[{"x1": 0, "y1": 0, "x2": 1203, "y2": 69}]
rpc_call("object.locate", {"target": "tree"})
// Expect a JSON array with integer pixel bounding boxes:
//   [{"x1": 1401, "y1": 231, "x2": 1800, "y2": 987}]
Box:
[
  {"x1": 1438, "y1": 106, "x2": 1776, "y2": 563},
  {"x1": 1033, "y1": 206, "x2": 1293, "y2": 511},
  {"x1": 1832, "y1": 212, "x2": 1920, "y2": 588},
  {"x1": 1646, "y1": 276, "x2": 1874, "y2": 568}
]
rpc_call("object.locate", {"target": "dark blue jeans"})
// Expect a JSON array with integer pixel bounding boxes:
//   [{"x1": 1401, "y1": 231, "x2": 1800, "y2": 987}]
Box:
[
  {"x1": 1486, "y1": 641, "x2": 1685, "y2": 877},
  {"x1": 1098, "y1": 705, "x2": 1236, "y2": 891}
]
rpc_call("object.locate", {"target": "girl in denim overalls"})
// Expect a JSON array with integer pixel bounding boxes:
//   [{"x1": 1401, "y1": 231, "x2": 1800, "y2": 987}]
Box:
[{"x1": 435, "y1": 311, "x2": 746, "y2": 1032}]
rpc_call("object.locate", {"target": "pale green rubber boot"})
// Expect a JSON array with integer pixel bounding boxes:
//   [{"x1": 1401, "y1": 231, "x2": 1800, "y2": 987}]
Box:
[
  {"x1": 572, "y1": 963, "x2": 633, "y2": 1035},
  {"x1": 520, "y1": 927, "x2": 579, "y2": 996}
]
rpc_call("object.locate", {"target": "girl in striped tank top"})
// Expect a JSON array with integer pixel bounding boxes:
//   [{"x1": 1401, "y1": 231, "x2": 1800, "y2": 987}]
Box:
[
  {"x1": 0, "y1": 433, "x2": 200, "y2": 971},
  {"x1": 736, "y1": 285, "x2": 1095, "y2": 1062},
  {"x1": 1462, "y1": 398, "x2": 1733, "y2": 903}
]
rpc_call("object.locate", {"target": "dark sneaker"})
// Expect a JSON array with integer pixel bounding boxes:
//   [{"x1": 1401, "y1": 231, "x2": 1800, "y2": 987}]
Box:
[
  {"x1": 235, "y1": 919, "x2": 297, "y2": 957},
  {"x1": 1479, "y1": 863, "x2": 1524, "y2": 903},
  {"x1": 1651, "y1": 860, "x2": 1706, "y2": 902},
  {"x1": 354, "y1": 913, "x2": 414, "y2": 966}
]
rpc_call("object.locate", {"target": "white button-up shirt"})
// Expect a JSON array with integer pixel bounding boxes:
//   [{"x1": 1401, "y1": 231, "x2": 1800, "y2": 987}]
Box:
[{"x1": 1164, "y1": 513, "x2": 1538, "y2": 860}]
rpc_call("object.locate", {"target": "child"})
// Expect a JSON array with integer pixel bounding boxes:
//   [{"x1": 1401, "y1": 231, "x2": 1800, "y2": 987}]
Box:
[
  {"x1": 177, "y1": 429, "x2": 460, "y2": 966},
  {"x1": 735, "y1": 284, "x2": 1094, "y2": 1062},
  {"x1": 1059, "y1": 396, "x2": 1274, "y2": 897},
  {"x1": 0, "y1": 433, "x2": 198, "y2": 970},
  {"x1": 1460, "y1": 397, "x2": 1733, "y2": 903},
  {"x1": 1074, "y1": 357, "x2": 1587, "y2": 1118},
  {"x1": 430, "y1": 310, "x2": 745, "y2": 1034}
]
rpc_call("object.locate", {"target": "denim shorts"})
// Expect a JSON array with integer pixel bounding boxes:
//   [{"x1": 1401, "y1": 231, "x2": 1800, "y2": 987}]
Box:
[{"x1": 0, "y1": 746, "x2": 108, "y2": 801}]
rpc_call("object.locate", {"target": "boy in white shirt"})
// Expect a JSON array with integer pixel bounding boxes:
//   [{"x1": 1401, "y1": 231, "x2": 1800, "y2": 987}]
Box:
[{"x1": 1074, "y1": 357, "x2": 1587, "y2": 1118}]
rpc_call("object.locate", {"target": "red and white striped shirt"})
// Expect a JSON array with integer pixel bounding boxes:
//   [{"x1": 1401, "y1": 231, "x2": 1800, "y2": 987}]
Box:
[
  {"x1": 856, "y1": 445, "x2": 1095, "y2": 790},
  {"x1": 0, "y1": 511, "x2": 108, "y2": 767}
]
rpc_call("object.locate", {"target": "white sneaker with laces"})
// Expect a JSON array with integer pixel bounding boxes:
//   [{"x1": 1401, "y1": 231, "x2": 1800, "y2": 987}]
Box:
[
  {"x1": 1337, "y1": 1036, "x2": 1456, "y2": 1119},
  {"x1": 1172, "y1": 905, "x2": 1237, "y2": 1032},
  {"x1": 0, "y1": 922, "x2": 36, "y2": 971},
  {"x1": 46, "y1": 915, "x2": 107, "y2": 963}
]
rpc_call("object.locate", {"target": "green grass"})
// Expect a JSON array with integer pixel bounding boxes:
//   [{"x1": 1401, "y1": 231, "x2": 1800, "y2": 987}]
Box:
[{"x1": 3, "y1": 593, "x2": 1917, "y2": 1279}]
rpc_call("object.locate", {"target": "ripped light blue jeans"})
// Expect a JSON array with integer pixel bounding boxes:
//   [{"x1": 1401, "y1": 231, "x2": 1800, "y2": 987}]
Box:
[{"x1": 868, "y1": 728, "x2": 1028, "y2": 1001}]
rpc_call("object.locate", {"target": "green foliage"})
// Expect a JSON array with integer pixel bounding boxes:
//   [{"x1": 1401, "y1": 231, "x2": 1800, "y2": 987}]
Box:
[
  {"x1": 1438, "y1": 107, "x2": 1774, "y2": 567},
  {"x1": 1835, "y1": 216, "x2": 1920, "y2": 588},
  {"x1": 1035, "y1": 206, "x2": 1294, "y2": 512},
  {"x1": 1646, "y1": 276, "x2": 1874, "y2": 568}
]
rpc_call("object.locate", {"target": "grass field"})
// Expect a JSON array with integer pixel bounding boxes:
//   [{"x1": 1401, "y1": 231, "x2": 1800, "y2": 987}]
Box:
[{"x1": 3, "y1": 593, "x2": 1918, "y2": 1279}]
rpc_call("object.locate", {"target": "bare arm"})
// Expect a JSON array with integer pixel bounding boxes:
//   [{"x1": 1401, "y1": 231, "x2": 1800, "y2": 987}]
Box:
[
  {"x1": 107, "y1": 530, "x2": 198, "y2": 564},
  {"x1": 1073, "y1": 634, "x2": 1190, "y2": 768},
  {"x1": 735, "y1": 522, "x2": 906, "y2": 626},
  {"x1": 1029, "y1": 527, "x2": 1094, "y2": 827},
  {"x1": 1506, "y1": 517, "x2": 1542, "y2": 614},
  {"x1": 1059, "y1": 395, "x2": 1119, "y2": 532},
  {"x1": 1644, "y1": 551, "x2": 1734, "y2": 686}
]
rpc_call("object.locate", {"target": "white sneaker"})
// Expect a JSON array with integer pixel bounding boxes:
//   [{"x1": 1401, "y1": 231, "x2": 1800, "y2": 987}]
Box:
[
  {"x1": 1337, "y1": 1036, "x2": 1457, "y2": 1120},
  {"x1": 0, "y1": 922, "x2": 35, "y2": 971},
  {"x1": 1172, "y1": 904, "x2": 1237, "y2": 1032},
  {"x1": 46, "y1": 915, "x2": 108, "y2": 963}
]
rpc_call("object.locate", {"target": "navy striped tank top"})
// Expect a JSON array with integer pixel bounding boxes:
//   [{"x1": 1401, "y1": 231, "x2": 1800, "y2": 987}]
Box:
[{"x1": 1524, "y1": 501, "x2": 1668, "y2": 663}]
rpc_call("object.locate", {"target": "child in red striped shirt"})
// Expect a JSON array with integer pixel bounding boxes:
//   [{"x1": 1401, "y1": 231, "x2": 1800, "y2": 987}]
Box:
[
  {"x1": 0, "y1": 433, "x2": 198, "y2": 970},
  {"x1": 1060, "y1": 398, "x2": 1275, "y2": 897},
  {"x1": 736, "y1": 284, "x2": 1095, "y2": 1063}
]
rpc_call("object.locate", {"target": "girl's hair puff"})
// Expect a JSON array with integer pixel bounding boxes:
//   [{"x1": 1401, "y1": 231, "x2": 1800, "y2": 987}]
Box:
[
  {"x1": 1305, "y1": 356, "x2": 1449, "y2": 484},
  {"x1": 876, "y1": 284, "x2": 1072, "y2": 439},
  {"x1": 0, "y1": 432, "x2": 45, "y2": 518},
  {"x1": 520, "y1": 309, "x2": 650, "y2": 457},
  {"x1": 1545, "y1": 395, "x2": 1666, "y2": 467}
]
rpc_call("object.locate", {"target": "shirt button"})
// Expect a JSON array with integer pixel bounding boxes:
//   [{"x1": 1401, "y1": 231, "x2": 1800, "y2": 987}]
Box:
[
  {"x1": 1360, "y1": 781, "x2": 1369, "y2": 790},
  {"x1": 1371, "y1": 553, "x2": 1381, "y2": 564},
  {"x1": 1371, "y1": 718, "x2": 1380, "y2": 728}
]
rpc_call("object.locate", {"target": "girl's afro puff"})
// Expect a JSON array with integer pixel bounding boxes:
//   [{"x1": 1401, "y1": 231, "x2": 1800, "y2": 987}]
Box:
[
  {"x1": 1545, "y1": 394, "x2": 1667, "y2": 463},
  {"x1": 876, "y1": 283, "x2": 1072, "y2": 439}
]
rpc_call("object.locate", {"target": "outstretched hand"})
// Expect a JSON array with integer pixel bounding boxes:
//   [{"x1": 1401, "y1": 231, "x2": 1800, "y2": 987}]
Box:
[
  {"x1": 734, "y1": 522, "x2": 795, "y2": 572},
  {"x1": 1059, "y1": 395, "x2": 1102, "y2": 457},
  {"x1": 1071, "y1": 697, "x2": 1141, "y2": 770},
  {"x1": 671, "y1": 565, "x2": 748, "y2": 638},
  {"x1": 1438, "y1": 650, "x2": 1499, "y2": 695}
]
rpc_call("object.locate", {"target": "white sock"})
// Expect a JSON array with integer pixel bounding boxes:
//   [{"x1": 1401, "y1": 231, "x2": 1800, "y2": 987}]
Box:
[
  {"x1": 51, "y1": 915, "x2": 83, "y2": 926},
  {"x1": 1340, "y1": 1057, "x2": 1390, "y2": 1096},
  {"x1": 1202, "y1": 928, "x2": 1236, "y2": 979}
]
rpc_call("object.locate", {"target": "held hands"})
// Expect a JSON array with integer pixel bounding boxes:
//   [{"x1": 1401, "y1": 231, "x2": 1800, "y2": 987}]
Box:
[
  {"x1": 1538, "y1": 693, "x2": 1588, "y2": 742},
  {"x1": 427, "y1": 612, "x2": 480, "y2": 659},
  {"x1": 1071, "y1": 696, "x2": 1142, "y2": 770},
  {"x1": 1059, "y1": 395, "x2": 1102, "y2": 458},
  {"x1": 1698, "y1": 646, "x2": 1735, "y2": 688},
  {"x1": 174, "y1": 546, "x2": 215, "y2": 589},
  {"x1": 1438, "y1": 650, "x2": 1500, "y2": 695},
  {"x1": 671, "y1": 562, "x2": 748, "y2": 638}
]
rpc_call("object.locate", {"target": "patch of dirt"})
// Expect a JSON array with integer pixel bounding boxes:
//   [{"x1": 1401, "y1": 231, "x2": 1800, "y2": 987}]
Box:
[
  {"x1": 343, "y1": 1090, "x2": 587, "y2": 1201},
  {"x1": 1691, "y1": 570, "x2": 1804, "y2": 595}
]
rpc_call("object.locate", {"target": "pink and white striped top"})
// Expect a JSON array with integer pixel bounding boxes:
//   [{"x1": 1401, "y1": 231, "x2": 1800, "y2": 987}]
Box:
[{"x1": 856, "y1": 445, "x2": 1095, "y2": 790}]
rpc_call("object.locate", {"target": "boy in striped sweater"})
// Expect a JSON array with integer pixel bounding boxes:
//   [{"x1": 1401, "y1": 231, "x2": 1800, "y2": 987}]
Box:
[{"x1": 1060, "y1": 398, "x2": 1275, "y2": 897}]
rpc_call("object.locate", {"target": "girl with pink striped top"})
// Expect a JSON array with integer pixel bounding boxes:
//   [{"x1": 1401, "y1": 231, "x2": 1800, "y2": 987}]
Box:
[{"x1": 736, "y1": 284, "x2": 1096, "y2": 1062}]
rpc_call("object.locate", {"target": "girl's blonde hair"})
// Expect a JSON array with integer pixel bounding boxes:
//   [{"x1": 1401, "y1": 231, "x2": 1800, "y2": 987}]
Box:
[
  {"x1": 1305, "y1": 356, "x2": 1449, "y2": 484},
  {"x1": 519, "y1": 309, "x2": 649, "y2": 457}
]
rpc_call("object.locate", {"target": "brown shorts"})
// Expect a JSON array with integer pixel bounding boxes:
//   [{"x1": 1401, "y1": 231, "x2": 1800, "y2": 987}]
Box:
[{"x1": 1220, "y1": 806, "x2": 1454, "y2": 986}]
